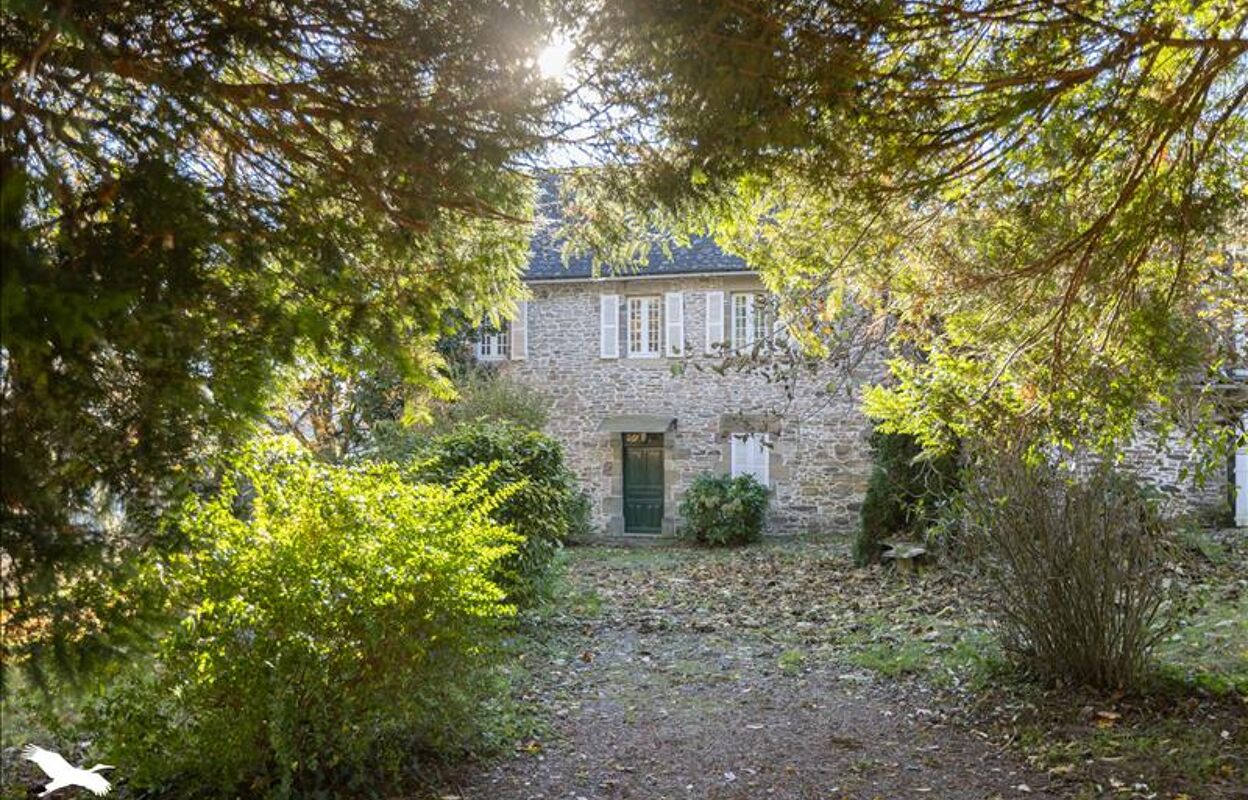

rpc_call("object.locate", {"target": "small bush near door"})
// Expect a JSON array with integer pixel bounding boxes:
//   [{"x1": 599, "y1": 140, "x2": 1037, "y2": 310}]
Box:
[
  {"x1": 679, "y1": 473, "x2": 769, "y2": 546},
  {"x1": 964, "y1": 452, "x2": 1175, "y2": 690}
]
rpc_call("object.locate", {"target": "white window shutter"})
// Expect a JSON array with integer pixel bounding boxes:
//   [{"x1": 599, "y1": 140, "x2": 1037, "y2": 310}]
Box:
[
  {"x1": 600, "y1": 294, "x2": 619, "y2": 359},
  {"x1": 1237, "y1": 410, "x2": 1248, "y2": 527},
  {"x1": 705, "y1": 291, "x2": 724, "y2": 354},
  {"x1": 665, "y1": 292, "x2": 684, "y2": 357},
  {"x1": 730, "y1": 434, "x2": 769, "y2": 485},
  {"x1": 1237, "y1": 446, "x2": 1248, "y2": 527},
  {"x1": 730, "y1": 435, "x2": 746, "y2": 478},
  {"x1": 510, "y1": 301, "x2": 528, "y2": 360},
  {"x1": 772, "y1": 310, "x2": 792, "y2": 350}
]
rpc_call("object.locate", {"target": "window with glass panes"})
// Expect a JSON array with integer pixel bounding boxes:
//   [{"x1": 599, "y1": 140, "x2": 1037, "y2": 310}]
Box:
[
  {"x1": 627, "y1": 296, "x2": 662, "y2": 357},
  {"x1": 475, "y1": 322, "x2": 509, "y2": 361},
  {"x1": 730, "y1": 293, "x2": 768, "y2": 349}
]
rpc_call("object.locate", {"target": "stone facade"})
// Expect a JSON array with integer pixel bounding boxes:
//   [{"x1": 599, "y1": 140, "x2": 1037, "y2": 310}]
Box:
[
  {"x1": 498, "y1": 273, "x2": 876, "y2": 537},
  {"x1": 1119, "y1": 428, "x2": 1237, "y2": 523},
  {"x1": 489, "y1": 268, "x2": 1245, "y2": 536}
]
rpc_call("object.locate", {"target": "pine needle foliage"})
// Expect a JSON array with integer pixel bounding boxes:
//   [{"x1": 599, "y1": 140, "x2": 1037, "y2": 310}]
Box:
[{"x1": 1, "y1": 0, "x2": 560, "y2": 675}]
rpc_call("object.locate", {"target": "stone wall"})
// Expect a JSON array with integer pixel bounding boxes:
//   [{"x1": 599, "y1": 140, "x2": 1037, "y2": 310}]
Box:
[
  {"x1": 1120, "y1": 428, "x2": 1236, "y2": 524},
  {"x1": 499, "y1": 274, "x2": 877, "y2": 537},
  {"x1": 496, "y1": 272, "x2": 1240, "y2": 536}
]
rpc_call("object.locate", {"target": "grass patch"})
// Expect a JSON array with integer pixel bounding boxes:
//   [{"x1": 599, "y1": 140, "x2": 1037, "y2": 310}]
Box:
[
  {"x1": 847, "y1": 639, "x2": 929, "y2": 677},
  {"x1": 777, "y1": 648, "x2": 806, "y2": 676},
  {"x1": 1156, "y1": 588, "x2": 1248, "y2": 695},
  {"x1": 836, "y1": 609, "x2": 1006, "y2": 687},
  {"x1": 568, "y1": 545, "x2": 699, "y2": 570},
  {"x1": 1018, "y1": 712, "x2": 1244, "y2": 796}
]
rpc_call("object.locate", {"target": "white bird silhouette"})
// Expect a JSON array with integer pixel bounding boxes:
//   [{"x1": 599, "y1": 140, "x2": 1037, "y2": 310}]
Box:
[{"x1": 22, "y1": 744, "x2": 113, "y2": 797}]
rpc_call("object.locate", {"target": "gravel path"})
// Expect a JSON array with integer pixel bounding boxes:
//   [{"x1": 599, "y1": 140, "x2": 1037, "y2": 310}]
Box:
[{"x1": 451, "y1": 545, "x2": 1059, "y2": 800}]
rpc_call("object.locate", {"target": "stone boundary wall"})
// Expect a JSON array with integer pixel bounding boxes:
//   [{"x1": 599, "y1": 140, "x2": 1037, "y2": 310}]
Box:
[{"x1": 1119, "y1": 428, "x2": 1236, "y2": 524}]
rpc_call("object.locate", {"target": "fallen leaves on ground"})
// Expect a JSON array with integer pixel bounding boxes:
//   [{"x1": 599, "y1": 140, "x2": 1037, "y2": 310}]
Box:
[{"x1": 527, "y1": 536, "x2": 1248, "y2": 800}]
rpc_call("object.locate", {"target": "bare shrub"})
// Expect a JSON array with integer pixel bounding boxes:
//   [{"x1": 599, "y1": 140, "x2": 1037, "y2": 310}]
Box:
[{"x1": 965, "y1": 452, "x2": 1174, "y2": 689}]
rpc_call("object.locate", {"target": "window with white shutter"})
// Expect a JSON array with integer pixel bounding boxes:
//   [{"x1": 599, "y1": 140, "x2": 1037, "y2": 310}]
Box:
[
  {"x1": 600, "y1": 294, "x2": 619, "y2": 359},
  {"x1": 1234, "y1": 310, "x2": 1246, "y2": 361},
  {"x1": 730, "y1": 433, "x2": 769, "y2": 485},
  {"x1": 705, "y1": 291, "x2": 725, "y2": 354},
  {"x1": 1237, "y1": 410, "x2": 1248, "y2": 527},
  {"x1": 665, "y1": 292, "x2": 684, "y2": 357},
  {"x1": 510, "y1": 301, "x2": 528, "y2": 360}
]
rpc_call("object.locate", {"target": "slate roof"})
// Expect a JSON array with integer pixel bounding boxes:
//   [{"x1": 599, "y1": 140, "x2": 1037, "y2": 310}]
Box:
[{"x1": 525, "y1": 177, "x2": 750, "y2": 281}]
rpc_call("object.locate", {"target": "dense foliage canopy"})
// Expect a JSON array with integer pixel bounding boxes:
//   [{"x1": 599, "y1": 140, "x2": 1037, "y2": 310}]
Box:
[
  {"x1": 3, "y1": 0, "x2": 1247, "y2": 681},
  {"x1": 561, "y1": 0, "x2": 1248, "y2": 450},
  {"x1": 1, "y1": 0, "x2": 560, "y2": 664}
]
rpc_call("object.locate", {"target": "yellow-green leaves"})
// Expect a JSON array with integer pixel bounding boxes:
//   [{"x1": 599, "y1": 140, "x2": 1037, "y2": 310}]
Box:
[{"x1": 95, "y1": 436, "x2": 521, "y2": 795}]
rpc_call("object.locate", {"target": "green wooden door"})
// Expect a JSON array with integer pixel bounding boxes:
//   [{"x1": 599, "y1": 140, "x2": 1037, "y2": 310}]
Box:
[{"x1": 623, "y1": 433, "x2": 664, "y2": 533}]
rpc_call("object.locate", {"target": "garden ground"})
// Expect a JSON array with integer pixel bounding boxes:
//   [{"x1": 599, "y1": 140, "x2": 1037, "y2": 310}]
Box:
[{"x1": 450, "y1": 536, "x2": 1247, "y2": 800}]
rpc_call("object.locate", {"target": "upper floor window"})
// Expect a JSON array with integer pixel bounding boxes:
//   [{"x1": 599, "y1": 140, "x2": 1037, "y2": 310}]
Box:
[
  {"x1": 627, "y1": 296, "x2": 662, "y2": 358},
  {"x1": 731, "y1": 293, "x2": 769, "y2": 349},
  {"x1": 475, "y1": 322, "x2": 510, "y2": 361}
]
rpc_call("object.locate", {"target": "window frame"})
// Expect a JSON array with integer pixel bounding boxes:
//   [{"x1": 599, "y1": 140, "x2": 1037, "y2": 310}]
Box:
[
  {"x1": 475, "y1": 322, "x2": 510, "y2": 361},
  {"x1": 730, "y1": 292, "x2": 769, "y2": 350},
  {"x1": 626, "y1": 295, "x2": 663, "y2": 359}
]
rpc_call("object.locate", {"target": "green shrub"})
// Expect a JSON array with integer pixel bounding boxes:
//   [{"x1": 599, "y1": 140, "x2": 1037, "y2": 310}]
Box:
[
  {"x1": 964, "y1": 453, "x2": 1175, "y2": 690},
  {"x1": 417, "y1": 422, "x2": 574, "y2": 602},
  {"x1": 438, "y1": 367, "x2": 550, "y2": 430},
  {"x1": 564, "y1": 488, "x2": 597, "y2": 543},
  {"x1": 91, "y1": 438, "x2": 520, "y2": 797},
  {"x1": 679, "y1": 472, "x2": 769, "y2": 546},
  {"x1": 855, "y1": 430, "x2": 959, "y2": 565},
  {"x1": 366, "y1": 417, "x2": 431, "y2": 464},
  {"x1": 364, "y1": 368, "x2": 549, "y2": 463}
]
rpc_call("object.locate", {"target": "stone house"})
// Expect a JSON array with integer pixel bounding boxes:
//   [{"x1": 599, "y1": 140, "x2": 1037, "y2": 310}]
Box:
[
  {"x1": 482, "y1": 241, "x2": 874, "y2": 537},
  {"x1": 476, "y1": 212, "x2": 1248, "y2": 537}
]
